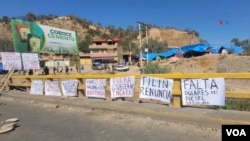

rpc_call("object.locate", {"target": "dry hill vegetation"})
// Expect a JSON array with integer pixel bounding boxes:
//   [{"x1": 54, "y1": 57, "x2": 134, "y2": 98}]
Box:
[
  {"x1": 0, "y1": 13, "x2": 201, "y2": 52},
  {"x1": 157, "y1": 54, "x2": 250, "y2": 92}
]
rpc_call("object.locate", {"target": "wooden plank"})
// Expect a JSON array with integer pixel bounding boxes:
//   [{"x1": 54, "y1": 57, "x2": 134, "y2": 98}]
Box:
[
  {"x1": 7, "y1": 72, "x2": 250, "y2": 108},
  {"x1": 11, "y1": 73, "x2": 250, "y2": 79},
  {"x1": 0, "y1": 68, "x2": 15, "y2": 92}
]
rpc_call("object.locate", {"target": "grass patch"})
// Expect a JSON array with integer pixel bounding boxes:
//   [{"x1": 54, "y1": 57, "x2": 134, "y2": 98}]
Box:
[
  {"x1": 220, "y1": 98, "x2": 250, "y2": 111},
  {"x1": 208, "y1": 98, "x2": 250, "y2": 112},
  {"x1": 142, "y1": 62, "x2": 171, "y2": 74}
]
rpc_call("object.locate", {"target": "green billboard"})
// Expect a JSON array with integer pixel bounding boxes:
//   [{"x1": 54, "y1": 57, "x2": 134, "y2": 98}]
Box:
[{"x1": 11, "y1": 19, "x2": 78, "y2": 54}]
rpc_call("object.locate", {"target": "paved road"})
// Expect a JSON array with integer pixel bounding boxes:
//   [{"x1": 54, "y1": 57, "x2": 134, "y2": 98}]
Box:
[
  {"x1": 1, "y1": 91, "x2": 250, "y2": 141},
  {"x1": 0, "y1": 93, "x2": 221, "y2": 141}
]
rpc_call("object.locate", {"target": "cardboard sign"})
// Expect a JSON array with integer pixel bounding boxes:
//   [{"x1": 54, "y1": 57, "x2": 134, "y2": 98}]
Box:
[
  {"x1": 140, "y1": 76, "x2": 173, "y2": 103},
  {"x1": 110, "y1": 76, "x2": 135, "y2": 98},
  {"x1": 0, "y1": 52, "x2": 22, "y2": 70},
  {"x1": 44, "y1": 80, "x2": 61, "y2": 96},
  {"x1": 61, "y1": 80, "x2": 78, "y2": 97},
  {"x1": 30, "y1": 80, "x2": 43, "y2": 95},
  {"x1": 181, "y1": 78, "x2": 225, "y2": 106},
  {"x1": 86, "y1": 79, "x2": 106, "y2": 99},
  {"x1": 21, "y1": 53, "x2": 40, "y2": 70}
]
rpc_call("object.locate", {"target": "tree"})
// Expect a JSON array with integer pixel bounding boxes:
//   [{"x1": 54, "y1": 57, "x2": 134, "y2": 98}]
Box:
[
  {"x1": 1, "y1": 16, "x2": 10, "y2": 24},
  {"x1": 78, "y1": 39, "x2": 91, "y2": 53},
  {"x1": 121, "y1": 39, "x2": 138, "y2": 54},
  {"x1": 141, "y1": 38, "x2": 168, "y2": 53},
  {"x1": 231, "y1": 38, "x2": 241, "y2": 46},
  {"x1": 26, "y1": 12, "x2": 37, "y2": 22}
]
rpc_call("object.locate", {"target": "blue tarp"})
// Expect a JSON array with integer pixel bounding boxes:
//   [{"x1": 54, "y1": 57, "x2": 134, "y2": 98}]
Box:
[
  {"x1": 210, "y1": 46, "x2": 243, "y2": 55},
  {"x1": 142, "y1": 48, "x2": 182, "y2": 61},
  {"x1": 141, "y1": 43, "x2": 243, "y2": 62},
  {"x1": 0, "y1": 63, "x2": 4, "y2": 73},
  {"x1": 180, "y1": 43, "x2": 211, "y2": 53}
]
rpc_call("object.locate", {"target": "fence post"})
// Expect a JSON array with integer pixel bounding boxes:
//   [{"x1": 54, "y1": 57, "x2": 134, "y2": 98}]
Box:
[
  {"x1": 25, "y1": 78, "x2": 31, "y2": 92},
  {"x1": 172, "y1": 79, "x2": 182, "y2": 107},
  {"x1": 77, "y1": 78, "x2": 84, "y2": 97}
]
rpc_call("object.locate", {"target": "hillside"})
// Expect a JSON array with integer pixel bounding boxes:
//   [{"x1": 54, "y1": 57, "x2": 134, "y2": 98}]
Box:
[
  {"x1": 0, "y1": 16, "x2": 200, "y2": 48},
  {"x1": 159, "y1": 54, "x2": 250, "y2": 91}
]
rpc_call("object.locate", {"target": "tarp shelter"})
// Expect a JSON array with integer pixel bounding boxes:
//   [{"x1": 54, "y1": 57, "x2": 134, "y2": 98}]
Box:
[
  {"x1": 180, "y1": 43, "x2": 211, "y2": 53},
  {"x1": 142, "y1": 48, "x2": 182, "y2": 61},
  {"x1": 210, "y1": 46, "x2": 243, "y2": 55},
  {"x1": 140, "y1": 43, "x2": 243, "y2": 62},
  {"x1": 180, "y1": 43, "x2": 211, "y2": 57}
]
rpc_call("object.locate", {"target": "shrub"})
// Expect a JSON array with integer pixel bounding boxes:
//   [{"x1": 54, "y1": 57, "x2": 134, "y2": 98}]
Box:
[
  {"x1": 142, "y1": 62, "x2": 171, "y2": 74},
  {"x1": 223, "y1": 98, "x2": 250, "y2": 111}
]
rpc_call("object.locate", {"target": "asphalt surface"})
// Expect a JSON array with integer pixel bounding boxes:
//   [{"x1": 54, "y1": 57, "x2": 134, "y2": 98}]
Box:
[{"x1": 1, "y1": 90, "x2": 250, "y2": 129}]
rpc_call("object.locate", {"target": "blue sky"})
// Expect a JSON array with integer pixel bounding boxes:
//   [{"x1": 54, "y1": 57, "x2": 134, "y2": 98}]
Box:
[{"x1": 0, "y1": 0, "x2": 249, "y2": 46}]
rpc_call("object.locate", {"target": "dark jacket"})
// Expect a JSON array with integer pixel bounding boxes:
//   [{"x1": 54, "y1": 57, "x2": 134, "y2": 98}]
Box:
[{"x1": 44, "y1": 67, "x2": 49, "y2": 75}]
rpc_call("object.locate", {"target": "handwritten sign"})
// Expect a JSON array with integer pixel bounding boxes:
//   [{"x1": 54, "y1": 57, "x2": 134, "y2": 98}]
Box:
[
  {"x1": 61, "y1": 80, "x2": 78, "y2": 97},
  {"x1": 181, "y1": 78, "x2": 225, "y2": 106},
  {"x1": 21, "y1": 53, "x2": 40, "y2": 70},
  {"x1": 44, "y1": 80, "x2": 61, "y2": 96},
  {"x1": 30, "y1": 80, "x2": 43, "y2": 95},
  {"x1": 139, "y1": 76, "x2": 173, "y2": 103},
  {"x1": 110, "y1": 76, "x2": 135, "y2": 98},
  {"x1": 86, "y1": 79, "x2": 106, "y2": 99},
  {"x1": 0, "y1": 52, "x2": 22, "y2": 70}
]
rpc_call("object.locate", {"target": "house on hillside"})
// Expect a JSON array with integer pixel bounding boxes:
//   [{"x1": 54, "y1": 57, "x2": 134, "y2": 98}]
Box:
[{"x1": 80, "y1": 38, "x2": 123, "y2": 65}]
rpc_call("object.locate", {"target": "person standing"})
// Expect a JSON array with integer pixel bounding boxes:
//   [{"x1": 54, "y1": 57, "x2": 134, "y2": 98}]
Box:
[
  {"x1": 44, "y1": 66, "x2": 49, "y2": 75},
  {"x1": 65, "y1": 66, "x2": 69, "y2": 74},
  {"x1": 28, "y1": 69, "x2": 33, "y2": 75},
  {"x1": 53, "y1": 67, "x2": 56, "y2": 74},
  {"x1": 76, "y1": 65, "x2": 78, "y2": 72}
]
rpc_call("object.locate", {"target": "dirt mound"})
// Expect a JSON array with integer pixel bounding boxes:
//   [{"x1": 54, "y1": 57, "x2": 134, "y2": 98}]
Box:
[
  {"x1": 162, "y1": 54, "x2": 250, "y2": 73},
  {"x1": 160, "y1": 54, "x2": 250, "y2": 91}
]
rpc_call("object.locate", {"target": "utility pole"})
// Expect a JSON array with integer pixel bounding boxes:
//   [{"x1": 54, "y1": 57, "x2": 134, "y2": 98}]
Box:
[
  {"x1": 129, "y1": 42, "x2": 132, "y2": 64},
  {"x1": 137, "y1": 21, "x2": 143, "y2": 73},
  {"x1": 137, "y1": 21, "x2": 149, "y2": 72},
  {"x1": 145, "y1": 25, "x2": 148, "y2": 65}
]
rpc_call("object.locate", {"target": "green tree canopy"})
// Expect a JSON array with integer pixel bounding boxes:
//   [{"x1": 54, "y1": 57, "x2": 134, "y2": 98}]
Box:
[
  {"x1": 141, "y1": 38, "x2": 168, "y2": 53},
  {"x1": 78, "y1": 39, "x2": 91, "y2": 53}
]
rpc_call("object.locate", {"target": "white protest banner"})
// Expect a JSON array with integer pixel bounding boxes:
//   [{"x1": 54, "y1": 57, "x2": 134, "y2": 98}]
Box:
[
  {"x1": 139, "y1": 76, "x2": 173, "y2": 103},
  {"x1": 0, "y1": 52, "x2": 22, "y2": 70},
  {"x1": 86, "y1": 79, "x2": 106, "y2": 99},
  {"x1": 181, "y1": 78, "x2": 225, "y2": 106},
  {"x1": 110, "y1": 76, "x2": 135, "y2": 98},
  {"x1": 21, "y1": 53, "x2": 40, "y2": 70},
  {"x1": 44, "y1": 80, "x2": 61, "y2": 96},
  {"x1": 30, "y1": 80, "x2": 43, "y2": 95},
  {"x1": 61, "y1": 79, "x2": 78, "y2": 97}
]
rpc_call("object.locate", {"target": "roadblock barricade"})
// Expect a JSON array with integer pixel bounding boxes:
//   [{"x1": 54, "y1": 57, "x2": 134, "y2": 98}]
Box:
[{"x1": 7, "y1": 73, "x2": 250, "y2": 107}]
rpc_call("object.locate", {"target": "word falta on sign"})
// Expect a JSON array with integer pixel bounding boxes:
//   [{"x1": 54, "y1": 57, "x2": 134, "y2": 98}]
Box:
[{"x1": 182, "y1": 78, "x2": 219, "y2": 90}]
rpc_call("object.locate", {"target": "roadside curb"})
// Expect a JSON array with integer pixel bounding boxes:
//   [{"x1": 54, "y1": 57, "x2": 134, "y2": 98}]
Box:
[{"x1": 1, "y1": 91, "x2": 250, "y2": 128}]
